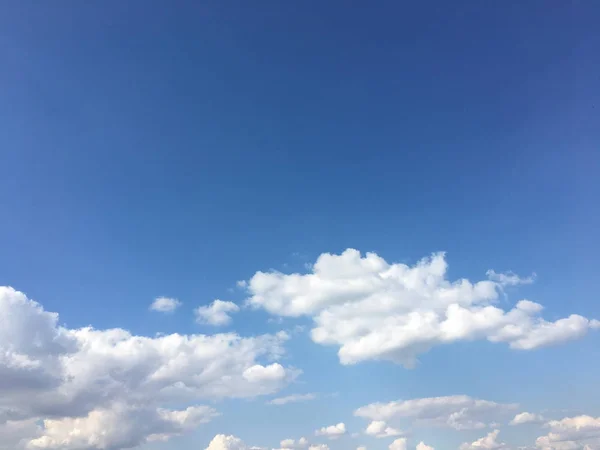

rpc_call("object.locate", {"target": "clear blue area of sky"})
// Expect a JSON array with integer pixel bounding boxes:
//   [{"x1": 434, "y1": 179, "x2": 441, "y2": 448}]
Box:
[{"x1": 1, "y1": 1, "x2": 599, "y2": 449}]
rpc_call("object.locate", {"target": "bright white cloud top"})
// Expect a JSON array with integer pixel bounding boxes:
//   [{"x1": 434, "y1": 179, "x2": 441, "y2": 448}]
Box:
[
  {"x1": 149, "y1": 296, "x2": 181, "y2": 313},
  {"x1": 195, "y1": 299, "x2": 240, "y2": 326},
  {"x1": 0, "y1": 286, "x2": 295, "y2": 449},
  {"x1": 244, "y1": 249, "x2": 599, "y2": 366}
]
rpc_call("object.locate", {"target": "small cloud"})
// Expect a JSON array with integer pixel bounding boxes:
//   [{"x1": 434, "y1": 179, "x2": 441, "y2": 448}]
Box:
[
  {"x1": 315, "y1": 423, "x2": 346, "y2": 439},
  {"x1": 268, "y1": 393, "x2": 317, "y2": 406},
  {"x1": 236, "y1": 280, "x2": 248, "y2": 289},
  {"x1": 149, "y1": 297, "x2": 181, "y2": 313},
  {"x1": 510, "y1": 411, "x2": 544, "y2": 425},
  {"x1": 195, "y1": 300, "x2": 240, "y2": 326},
  {"x1": 487, "y1": 269, "x2": 536, "y2": 287}
]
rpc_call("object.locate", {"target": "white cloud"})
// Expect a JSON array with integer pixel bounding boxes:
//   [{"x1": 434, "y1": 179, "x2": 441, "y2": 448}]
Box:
[
  {"x1": 357, "y1": 447, "x2": 367, "y2": 450},
  {"x1": 315, "y1": 423, "x2": 346, "y2": 439},
  {"x1": 389, "y1": 438, "x2": 407, "y2": 450},
  {"x1": 243, "y1": 363, "x2": 287, "y2": 383},
  {"x1": 459, "y1": 429, "x2": 507, "y2": 449},
  {"x1": 355, "y1": 395, "x2": 517, "y2": 431},
  {"x1": 486, "y1": 270, "x2": 536, "y2": 287},
  {"x1": 149, "y1": 297, "x2": 181, "y2": 313},
  {"x1": 206, "y1": 434, "x2": 250, "y2": 450},
  {"x1": 195, "y1": 300, "x2": 240, "y2": 326},
  {"x1": 510, "y1": 412, "x2": 545, "y2": 425},
  {"x1": 243, "y1": 250, "x2": 598, "y2": 366},
  {"x1": 416, "y1": 443, "x2": 434, "y2": 450},
  {"x1": 269, "y1": 393, "x2": 317, "y2": 405},
  {"x1": 27, "y1": 404, "x2": 218, "y2": 449},
  {"x1": 279, "y1": 438, "x2": 308, "y2": 449},
  {"x1": 365, "y1": 420, "x2": 403, "y2": 438},
  {"x1": 308, "y1": 446, "x2": 329, "y2": 450},
  {"x1": 0, "y1": 286, "x2": 296, "y2": 449},
  {"x1": 535, "y1": 416, "x2": 600, "y2": 449}
]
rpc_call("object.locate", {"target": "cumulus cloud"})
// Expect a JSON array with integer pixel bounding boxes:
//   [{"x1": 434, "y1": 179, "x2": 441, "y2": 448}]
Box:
[
  {"x1": 149, "y1": 297, "x2": 181, "y2": 313},
  {"x1": 206, "y1": 434, "x2": 250, "y2": 450},
  {"x1": 389, "y1": 438, "x2": 407, "y2": 450},
  {"x1": 416, "y1": 443, "x2": 434, "y2": 450},
  {"x1": 535, "y1": 415, "x2": 600, "y2": 449},
  {"x1": 510, "y1": 412, "x2": 545, "y2": 425},
  {"x1": 28, "y1": 404, "x2": 218, "y2": 449},
  {"x1": 308, "y1": 445, "x2": 329, "y2": 450},
  {"x1": 279, "y1": 437, "x2": 308, "y2": 449},
  {"x1": 0, "y1": 286, "x2": 296, "y2": 449},
  {"x1": 243, "y1": 250, "x2": 598, "y2": 366},
  {"x1": 195, "y1": 300, "x2": 240, "y2": 326},
  {"x1": 364, "y1": 420, "x2": 403, "y2": 438},
  {"x1": 355, "y1": 395, "x2": 517, "y2": 431},
  {"x1": 459, "y1": 429, "x2": 507, "y2": 449},
  {"x1": 315, "y1": 423, "x2": 346, "y2": 439},
  {"x1": 269, "y1": 393, "x2": 317, "y2": 405}
]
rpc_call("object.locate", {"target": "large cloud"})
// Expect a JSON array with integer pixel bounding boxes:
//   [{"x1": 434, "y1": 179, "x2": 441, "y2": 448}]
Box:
[
  {"x1": 244, "y1": 249, "x2": 599, "y2": 366},
  {"x1": 0, "y1": 286, "x2": 297, "y2": 449},
  {"x1": 355, "y1": 395, "x2": 517, "y2": 431},
  {"x1": 535, "y1": 415, "x2": 600, "y2": 450}
]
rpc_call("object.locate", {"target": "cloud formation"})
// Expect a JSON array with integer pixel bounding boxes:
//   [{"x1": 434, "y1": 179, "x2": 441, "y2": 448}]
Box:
[
  {"x1": 269, "y1": 393, "x2": 317, "y2": 406},
  {"x1": 149, "y1": 296, "x2": 181, "y2": 313},
  {"x1": 459, "y1": 429, "x2": 507, "y2": 449},
  {"x1": 315, "y1": 423, "x2": 346, "y2": 439},
  {"x1": 195, "y1": 300, "x2": 240, "y2": 326},
  {"x1": 535, "y1": 415, "x2": 600, "y2": 449},
  {"x1": 510, "y1": 411, "x2": 545, "y2": 425},
  {"x1": 365, "y1": 420, "x2": 403, "y2": 438},
  {"x1": 355, "y1": 395, "x2": 517, "y2": 431},
  {"x1": 0, "y1": 286, "x2": 296, "y2": 449},
  {"x1": 243, "y1": 250, "x2": 598, "y2": 366}
]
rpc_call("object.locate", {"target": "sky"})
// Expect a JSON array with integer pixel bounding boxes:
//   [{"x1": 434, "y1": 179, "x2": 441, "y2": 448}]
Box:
[{"x1": 1, "y1": 1, "x2": 600, "y2": 450}]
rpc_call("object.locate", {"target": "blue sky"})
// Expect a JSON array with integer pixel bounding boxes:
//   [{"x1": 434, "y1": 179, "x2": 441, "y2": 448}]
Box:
[{"x1": 1, "y1": 2, "x2": 599, "y2": 450}]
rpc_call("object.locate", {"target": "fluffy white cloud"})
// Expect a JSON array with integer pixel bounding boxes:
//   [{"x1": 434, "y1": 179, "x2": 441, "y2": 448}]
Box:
[
  {"x1": 279, "y1": 437, "x2": 308, "y2": 449},
  {"x1": 355, "y1": 395, "x2": 517, "y2": 431},
  {"x1": 535, "y1": 415, "x2": 600, "y2": 449},
  {"x1": 243, "y1": 250, "x2": 598, "y2": 366},
  {"x1": 206, "y1": 434, "x2": 250, "y2": 450},
  {"x1": 0, "y1": 286, "x2": 296, "y2": 449},
  {"x1": 357, "y1": 447, "x2": 367, "y2": 450},
  {"x1": 195, "y1": 300, "x2": 240, "y2": 326},
  {"x1": 149, "y1": 297, "x2": 181, "y2": 313},
  {"x1": 269, "y1": 393, "x2": 317, "y2": 405},
  {"x1": 308, "y1": 446, "x2": 329, "y2": 450},
  {"x1": 389, "y1": 438, "x2": 407, "y2": 450},
  {"x1": 315, "y1": 423, "x2": 346, "y2": 439},
  {"x1": 510, "y1": 411, "x2": 544, "y2": 425},
  {"x1": 459, "y1": 429, "x2": 507, "y2": 449},
  {"x1": 365, "y1": 420, "x2": 403, "y2": 438},
  {"x1": 27, "y1": 404, "x2": 218, "y2": 449},
  {"x1": 416, "y1": 443, "x2": 434, "y2": 450}
]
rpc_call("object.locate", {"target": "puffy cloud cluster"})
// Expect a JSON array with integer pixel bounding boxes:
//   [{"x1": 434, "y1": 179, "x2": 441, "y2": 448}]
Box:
[
  {"x1": 195, "y1": 300, "x2": 240, "y2": 326},
  {"x1": 355, "y1": 395, "x2": 517, "y2": 431},
  {"x1": 535, "y1": 415, "x2": 600, "y2": 450},
  {"x1": 279, "y1": 437, "x2": 308, "y2": 449},
  {"x1": 0, "y1": 286, "x2": 296, "y2": 449},
  {"x1": 416, "y1": 443, "x2": 434, "y2": 450},
  {"x1": 365, "y1": 420, "x2": 403, "y2": 438},
  {"x1": 459, "y1": 429, "x2": 507, "y2": 449},
  {"x1": 389, "y1": 438, "x2": 407, "y2": 450},
  {"x1": 244, "y1": 250, "x2": 598, "y2": 366},
  {"x1": 315, "y1": 422, "x2": 346, "y2": 439}
]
